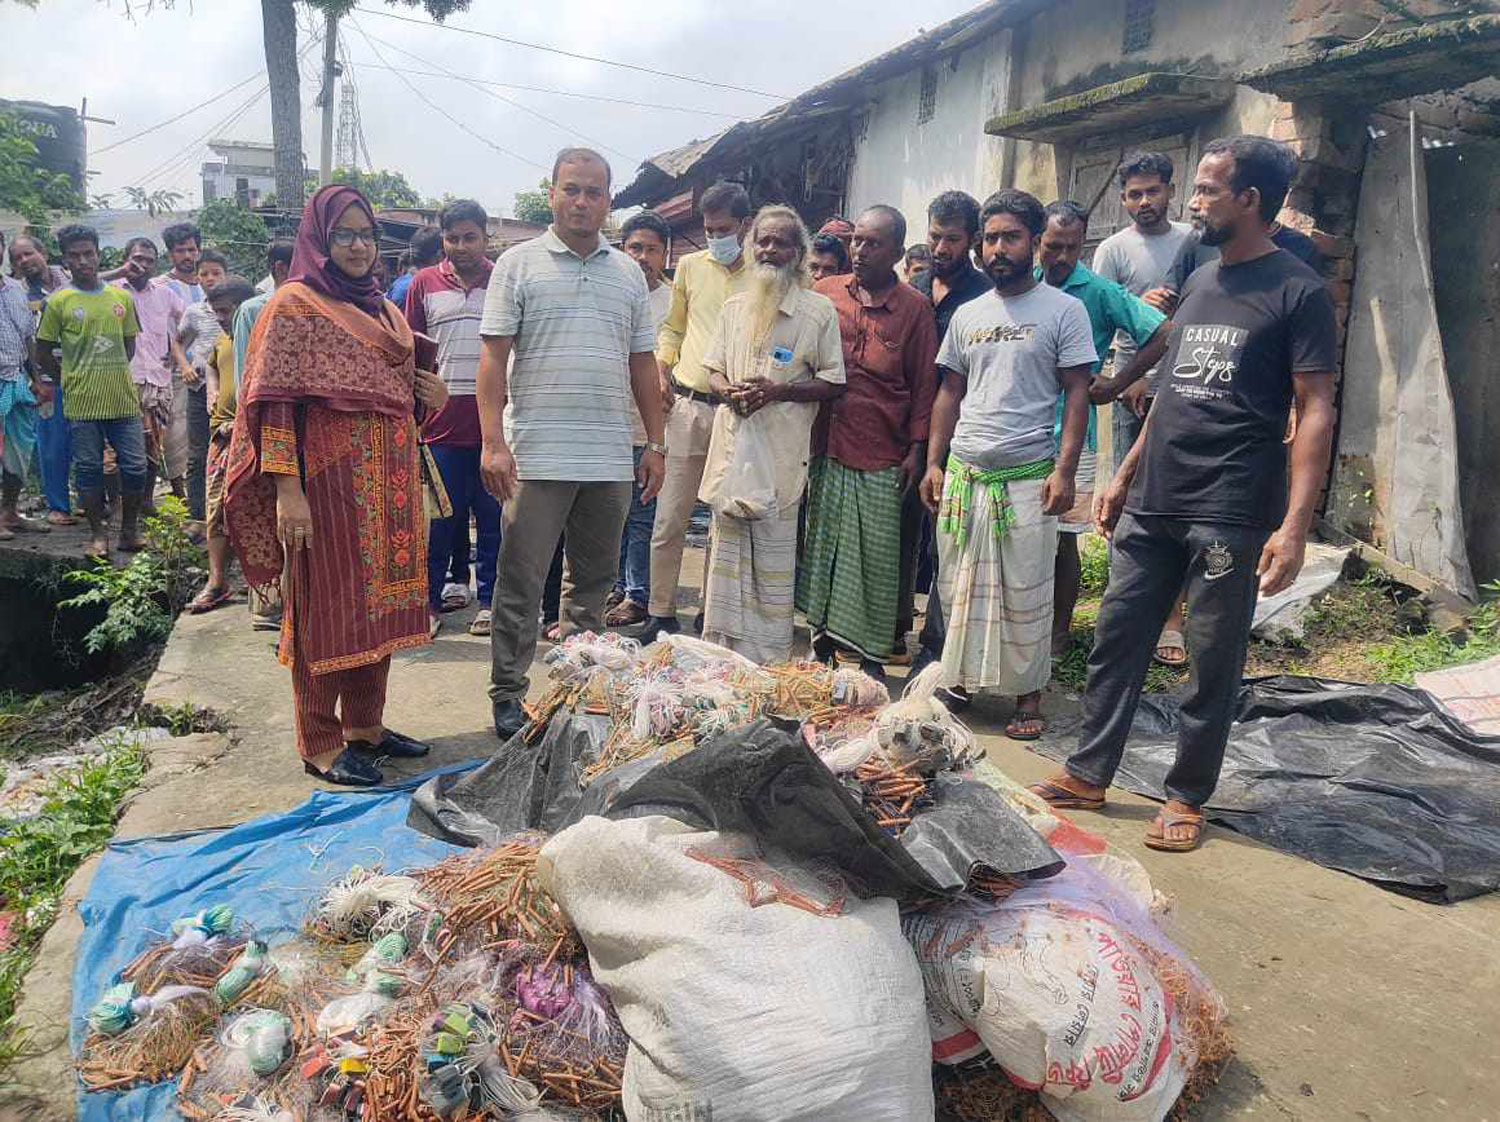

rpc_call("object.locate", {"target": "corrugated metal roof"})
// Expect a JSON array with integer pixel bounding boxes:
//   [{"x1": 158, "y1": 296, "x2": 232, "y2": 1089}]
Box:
[{"x1": 614, "y1": 0, "x2": 1043, "y2": 208}]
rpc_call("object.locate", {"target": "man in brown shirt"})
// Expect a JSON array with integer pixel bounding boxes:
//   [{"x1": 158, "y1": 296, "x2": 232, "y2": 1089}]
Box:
[{"x1": 799, "y1": 205, "x2": 939, "y2": 675}]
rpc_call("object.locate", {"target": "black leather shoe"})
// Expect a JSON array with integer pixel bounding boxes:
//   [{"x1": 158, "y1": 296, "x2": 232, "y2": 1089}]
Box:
[
  {"x1": 348, "y1": 729, "x2": 430, "y2": 758},
  {"x1": 493, "y1": 699, "x2": 526, "y2": 742},
  {"x1": 304, "y1": 747, "x2": 384, "y2": 787}
]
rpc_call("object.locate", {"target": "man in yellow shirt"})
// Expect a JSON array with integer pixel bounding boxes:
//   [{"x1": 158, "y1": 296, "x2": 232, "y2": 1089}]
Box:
[{"x1": 642, "y1": 181, "x2": 752, "y2": 642}]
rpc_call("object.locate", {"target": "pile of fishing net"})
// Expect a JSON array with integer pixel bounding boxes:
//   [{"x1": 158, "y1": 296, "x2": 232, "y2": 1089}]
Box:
[
  {"x1": 78, "y1": 839, "x2": 629, "y2": 1120},
  {"x1": 78, "y1": 633, "x2": 1230, "y2": 1122},
  {"x1": 527, "y1": 632, "x2": 895, "y2": 783}
]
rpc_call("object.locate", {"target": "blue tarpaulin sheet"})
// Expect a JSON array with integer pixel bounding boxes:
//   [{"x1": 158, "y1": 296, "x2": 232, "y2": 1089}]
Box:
[{"x1": 72, "y1": 765, "x2": 471, "y2": 1121}]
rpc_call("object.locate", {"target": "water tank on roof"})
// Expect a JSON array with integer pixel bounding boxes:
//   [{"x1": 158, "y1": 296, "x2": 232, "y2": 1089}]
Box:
[{"x1": 0, "y1": 100, "x2": 86, "y2": 189}]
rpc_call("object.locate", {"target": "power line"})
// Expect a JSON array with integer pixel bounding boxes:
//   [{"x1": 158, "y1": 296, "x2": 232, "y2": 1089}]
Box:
[
  {"x1": 349, "y1": 62, "x2": 745, "y2": 119},
  {"x1": 353, "y1": 7, "x2": 789, "y2": 100},
  {"x1": 354, "y1": 25, "x2": 633, "y2": 162},
  {"x1": 349, "y1": 24, "x2": 549, "y2": 173},
  {"x1": 93, "y1": 73, "x2": 266, "y2": 156},
  {"x1": 134, "y1": 85, "x2": 270, "y2": 191},
  {"x1": 109, "y1": 31, "x2": 322, "y2": 194}
]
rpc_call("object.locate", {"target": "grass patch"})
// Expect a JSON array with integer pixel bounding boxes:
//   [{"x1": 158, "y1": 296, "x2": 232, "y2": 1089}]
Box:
[
  {"x1": 1363, "y1": 583, "x2": 1500, "y2": 683},
  {"x1": 1079, "y1": 534, "x2": 1110, "y2": 597},
  {"x1": 0, "y1": 734, "x2": 148, "y2": 1075}
]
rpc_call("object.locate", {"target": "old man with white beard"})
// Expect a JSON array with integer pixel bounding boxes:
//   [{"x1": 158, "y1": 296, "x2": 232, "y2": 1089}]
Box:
[{"x1": 697, "y1": 206, "x2": 846, "y2": 663}]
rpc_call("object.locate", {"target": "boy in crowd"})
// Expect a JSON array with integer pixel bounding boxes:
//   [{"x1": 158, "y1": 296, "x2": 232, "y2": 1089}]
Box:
[
  {"x1": 606, "y1": 209, "x2": 674, "y2": 628},
  {"x1": 178, "y1": 248, "x2": 229, "y2": 523},
  {"x1": 36, "y1": 225, "x2": 144, "y2": 556},
  {"x1": 188, "y1": 276, "x2": 257, "y2": 613},
  {"x1": 231, "y1": 240, "x2": 295, "y2": 631}
]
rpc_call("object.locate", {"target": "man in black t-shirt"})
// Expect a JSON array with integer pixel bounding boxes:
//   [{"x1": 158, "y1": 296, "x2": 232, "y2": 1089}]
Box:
[{"x1": 1030, "y1": 136, "x2": 1338, "y2": 853}]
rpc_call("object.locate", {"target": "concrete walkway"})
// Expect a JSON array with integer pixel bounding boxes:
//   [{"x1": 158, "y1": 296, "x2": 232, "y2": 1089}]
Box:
[{"x1": 6, "y1": 554, "x2": 1498, "y2": 1119}]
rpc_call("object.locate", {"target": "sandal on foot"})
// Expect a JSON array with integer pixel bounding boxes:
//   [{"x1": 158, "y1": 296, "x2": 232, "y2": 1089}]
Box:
[
  {"x1": 1006, "y1": 713, "x2": 1048, "y2": 741},
  {"x1": 1153, "y1": 628, "x2": 1188, "y2": 667},
  {"x1": 543, "y1": 621, "x2": 561, "y2": 642},
  {"x1": 1028, "y1": 776, "x2": 1106, "y2": 811},
  {"x1": 1144, "y1": 806, "x2": 1207, "y2": 852},
  {"x1": 188, "y1": 585, "x2": 234, "y2": 614},
  {"x1": 47, "y1": 511, "x2": 78, "y2": 527},
  {"x1": 468, "y1": 608, "x2": 492, "y2": 636}
]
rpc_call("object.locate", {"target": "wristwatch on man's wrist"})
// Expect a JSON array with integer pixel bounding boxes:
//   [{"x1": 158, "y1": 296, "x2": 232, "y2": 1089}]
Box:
[{"x1": 644, "y1": 440, "x2": 667, "y2": 457}]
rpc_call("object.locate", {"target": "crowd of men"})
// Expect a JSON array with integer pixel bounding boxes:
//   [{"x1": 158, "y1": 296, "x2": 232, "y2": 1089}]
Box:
[{"x1": 0, "y1": 131, "x2": 1336, "y2": 851}]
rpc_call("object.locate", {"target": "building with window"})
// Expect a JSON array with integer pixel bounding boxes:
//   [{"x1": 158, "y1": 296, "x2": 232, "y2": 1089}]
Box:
[{"x1": 200, "y1": 139, "x2": 280, "y2": 207}]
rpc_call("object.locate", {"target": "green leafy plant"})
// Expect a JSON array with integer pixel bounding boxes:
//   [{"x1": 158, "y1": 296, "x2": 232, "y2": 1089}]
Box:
[
  {"x1": 60, "y1": 498, "x2": 204, "y2": 654},
  {"x1": 0, "y1": 734, "x2": 147, "y2": 1074}
]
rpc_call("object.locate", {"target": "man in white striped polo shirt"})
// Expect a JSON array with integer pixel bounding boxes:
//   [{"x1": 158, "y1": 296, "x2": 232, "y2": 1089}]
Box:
[
  {"x1": 478, "y1": 147, "x2": 667, "y2": 742},
  {"x1": 405, "y1": 199, "x2": 499, "y2": 638}
]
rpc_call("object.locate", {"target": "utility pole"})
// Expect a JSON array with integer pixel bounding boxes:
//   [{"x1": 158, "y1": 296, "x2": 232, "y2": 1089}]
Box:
[{"x1": 318, "y1": 9, "x2": 340, "y2": 186}]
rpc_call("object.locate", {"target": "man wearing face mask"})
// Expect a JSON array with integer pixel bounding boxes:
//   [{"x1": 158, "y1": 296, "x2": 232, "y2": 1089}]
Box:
[{"x1": 641, "y1": 181, "x2": 753, "y2": 643}]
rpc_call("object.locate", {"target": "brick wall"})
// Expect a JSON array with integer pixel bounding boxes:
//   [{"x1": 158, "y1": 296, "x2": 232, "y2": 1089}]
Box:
[
  {"x1": 1270, "y1": 100, "x2": 1370, "y2": 512},
  {"x1": 1270, "y1": 103, "x2": 1366, "y2": 359}
]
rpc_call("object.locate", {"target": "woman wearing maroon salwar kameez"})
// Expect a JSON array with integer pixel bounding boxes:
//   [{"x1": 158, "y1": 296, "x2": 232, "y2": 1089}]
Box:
[{"x1": 224, "y1": 185, "x2": 446, "y2": 785}]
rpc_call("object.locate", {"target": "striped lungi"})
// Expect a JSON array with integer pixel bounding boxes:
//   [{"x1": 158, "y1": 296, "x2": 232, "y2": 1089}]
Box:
[
  {"x1": 936, "y1": 475, "x2": 1057, "y2": 694},
  {"x1": 702, "y1": 508, "x2": 799, "y2": 665},
  {"x1": 795, "y1": 456, "x2": 903, "y2": 660}
]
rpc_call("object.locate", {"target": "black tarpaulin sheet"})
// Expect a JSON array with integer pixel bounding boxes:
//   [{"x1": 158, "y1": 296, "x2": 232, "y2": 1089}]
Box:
[
  {"x1": 1034, "y1": 676, "x2": 1500, "y2": 902},
  {"x1": 409, "y1": 714, "x2": 1063, "y2": 901}
]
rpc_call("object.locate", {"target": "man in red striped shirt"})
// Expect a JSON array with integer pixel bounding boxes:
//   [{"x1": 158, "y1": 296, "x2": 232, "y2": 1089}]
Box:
[{"x1": 404, "y1": 200, "x2": 499, "y2": 637}]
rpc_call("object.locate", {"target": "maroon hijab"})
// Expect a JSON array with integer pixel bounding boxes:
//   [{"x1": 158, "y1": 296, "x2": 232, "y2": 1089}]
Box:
[{"x1": 287, "y1": 185, "x2": 386, "y2": 317}]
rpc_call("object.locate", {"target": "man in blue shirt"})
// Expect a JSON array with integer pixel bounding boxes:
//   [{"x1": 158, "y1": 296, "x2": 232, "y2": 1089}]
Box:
[{"x1": 1036, "y1": 201, "x2": 1171, "y2": 658}]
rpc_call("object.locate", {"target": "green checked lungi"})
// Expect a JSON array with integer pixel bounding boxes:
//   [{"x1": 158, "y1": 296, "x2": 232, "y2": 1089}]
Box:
[{"x1": 795, "y1": 456, "x2": 904, "y2": 660}]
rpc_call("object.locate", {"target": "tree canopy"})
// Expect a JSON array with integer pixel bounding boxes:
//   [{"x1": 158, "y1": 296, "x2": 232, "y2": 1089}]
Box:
[
  {"x1": 196, "y1": 199, "x2": 271, "y2": 279},
  {"x1": 513, "y1": 180, "x2": 552, "y2": 225}
]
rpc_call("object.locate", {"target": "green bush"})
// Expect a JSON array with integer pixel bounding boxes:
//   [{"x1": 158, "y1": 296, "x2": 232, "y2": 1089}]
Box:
[{"x1": 60, "y1": 497, "x2": 204, "y2": 653}]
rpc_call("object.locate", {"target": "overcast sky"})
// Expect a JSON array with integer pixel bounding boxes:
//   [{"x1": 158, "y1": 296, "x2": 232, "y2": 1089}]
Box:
[{"x1": 6, "y1": 0, "x2": 980, "y2": 216}]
